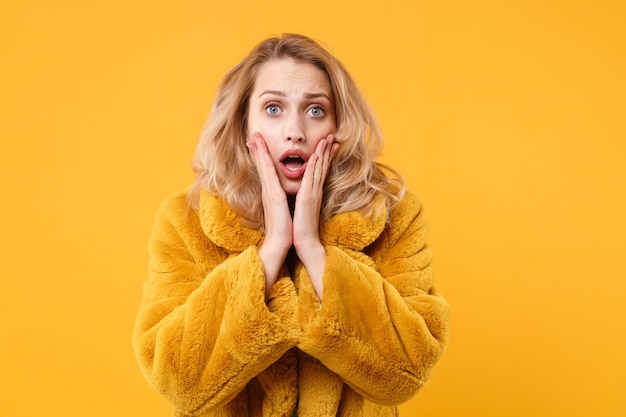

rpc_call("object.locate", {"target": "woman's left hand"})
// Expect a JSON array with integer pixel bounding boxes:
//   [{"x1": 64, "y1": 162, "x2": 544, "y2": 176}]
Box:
[{"x1": 292, "y1": 134, "x2": 339, "y2": 301}]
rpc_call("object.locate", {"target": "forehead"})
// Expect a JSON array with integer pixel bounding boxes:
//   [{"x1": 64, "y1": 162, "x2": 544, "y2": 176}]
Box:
[{"x1": 252, "y1": 59, "x2": 332, "y2": 97}]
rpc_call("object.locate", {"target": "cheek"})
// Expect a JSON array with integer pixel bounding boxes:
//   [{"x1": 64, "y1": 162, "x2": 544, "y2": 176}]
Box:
[
  {"x1": 247, "y1": 111, "x2": 275, "y2": 136},
  {"x1": 246, "y1": 111, "x2": 259, "y2": 135},
  {"x1": 310, "y1": 119, "x2": 336, "y2": 138},
  {"x1": 253, "y1": 122, "x2": 281, "y2": 140}
]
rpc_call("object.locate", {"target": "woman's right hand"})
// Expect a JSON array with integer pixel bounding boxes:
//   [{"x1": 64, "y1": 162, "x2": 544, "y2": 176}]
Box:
[{"x1": 246, "y1": 133, "x2": 293, "y2": 298}]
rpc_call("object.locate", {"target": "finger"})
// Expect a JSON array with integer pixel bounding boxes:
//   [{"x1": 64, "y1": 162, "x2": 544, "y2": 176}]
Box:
[
  {"x1": 320, "y1": 136, "x2": 334, "y2": 171},
  {"x1": 246, "y1": 138, "x2": 257, "y2": 154},
  {"x1": 302, "y1": 142, "x2": 324, "y2": 193},
  {"x1": 300, "y1": 152, "x2": 317, "y2": 196},
  {"x1": 252, "y1": 133, "x2": 268, "y2": 155},
  {"x1": 315, "y1": 152, "x2": 325, "y2": 185},
  {"x1": 325, "y1": 133, "x2": 337, "y2": 156},
  {"x1": 315, "y1": 136, "x2": 336, "y2": 188},
  {"x1": 321, "y1": 143, "x2": 339, "y2": 182},
  {"x1": 247, "y1": 133, "x2": 264, "y2": 166},
  {"x1": 330, "y1": 142, "x2": 339, "y2": 159},
  {"x1": 248, "y1": 135, "x2": 276, "y2": 190},
  {"x1": 250, "y1": 134, "x2": 271, "y2": 167},
  {"x1": 246, "y1": 140, "x2": 264, "y2": 176}
]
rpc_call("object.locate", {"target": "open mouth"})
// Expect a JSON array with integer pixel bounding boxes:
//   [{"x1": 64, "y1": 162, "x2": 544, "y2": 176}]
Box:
[
  {"x1": 281, "y1": 155, "x2": 305, "y2": 170},
  {"x1": 279, "y1": 149, "x2": 309, "y2": 179}
]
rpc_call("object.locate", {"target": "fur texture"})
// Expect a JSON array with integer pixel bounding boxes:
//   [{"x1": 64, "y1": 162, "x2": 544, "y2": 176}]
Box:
[{"x1": 133, "y1": 189, "x2": 449, "y2": 417}]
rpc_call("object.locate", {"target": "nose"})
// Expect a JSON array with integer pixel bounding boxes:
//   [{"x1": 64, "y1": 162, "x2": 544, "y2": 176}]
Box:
[{"x1": 284, "y1": 114, "x2": 305, "y2": 142}]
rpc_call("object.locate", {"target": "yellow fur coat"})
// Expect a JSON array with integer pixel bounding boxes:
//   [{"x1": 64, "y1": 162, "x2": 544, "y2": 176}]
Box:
[{"x1": 133, "y1": 188, "x2": 449, "y2": 417}]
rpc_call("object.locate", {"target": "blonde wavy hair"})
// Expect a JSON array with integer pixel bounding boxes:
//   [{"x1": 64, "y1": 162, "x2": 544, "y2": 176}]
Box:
[{"x1": 189, "y1": 33, "x2": 405, "y2": 230}]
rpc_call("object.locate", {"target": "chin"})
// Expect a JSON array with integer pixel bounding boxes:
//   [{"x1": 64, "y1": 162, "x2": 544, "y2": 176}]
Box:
[{"x1": 281, "y1": 180, "x2": 302, "y2": 196}]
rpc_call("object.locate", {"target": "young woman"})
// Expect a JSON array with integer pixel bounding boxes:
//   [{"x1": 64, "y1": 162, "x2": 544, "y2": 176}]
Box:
[{"x1": 133, "y1": 33, "x2": 449, "y2": 417}]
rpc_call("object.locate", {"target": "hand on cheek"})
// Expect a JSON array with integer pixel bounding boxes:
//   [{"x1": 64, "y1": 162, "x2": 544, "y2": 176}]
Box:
[
  {"x1": 246, "y1": 133, "x2": 293, "y2": 298},
  {"x1": 293, "y1": 134, "x2": 339, "y2": 301},
  {"x1": 247, "y1": 132, "x2": 338, "y2": 301}
]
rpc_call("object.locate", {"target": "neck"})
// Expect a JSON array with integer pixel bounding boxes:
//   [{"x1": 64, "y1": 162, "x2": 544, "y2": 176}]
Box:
[{"x1": 287, "y1": 195, "x2": 296, "y2": 218}]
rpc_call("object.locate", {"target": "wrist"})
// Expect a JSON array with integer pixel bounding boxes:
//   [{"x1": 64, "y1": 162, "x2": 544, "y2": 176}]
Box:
[
  {"x1": 296, "y1": 242, "x2": 326, "y2": 302},
  {"x1": 295, "y1": 241, "x2": 326, "y2": 268},
  {"x1": 262, "y1": 234, "x2": 292, "y2": 255},
  {"x1": 258, "y1": 242, "x2": 290, "y2": 300},
  {"x1": 258, "y1": 240, "x2": 290, "y2": 265}
]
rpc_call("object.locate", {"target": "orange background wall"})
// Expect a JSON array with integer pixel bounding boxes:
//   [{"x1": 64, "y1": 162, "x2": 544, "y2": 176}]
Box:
[{"x1": 1, "y1": 1, "x2": 624, "y2": 416}]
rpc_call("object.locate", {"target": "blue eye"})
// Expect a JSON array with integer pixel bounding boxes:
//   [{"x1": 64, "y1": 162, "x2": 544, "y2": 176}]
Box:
[
  {"x1": 308, "y1": 106, "x2": 324, "y2": 117},
  {"x1": 265, "y1": 104, "x2": 280, "y2": 115}
]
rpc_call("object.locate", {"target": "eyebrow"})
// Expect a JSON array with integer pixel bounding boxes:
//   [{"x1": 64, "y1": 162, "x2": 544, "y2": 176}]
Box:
[
  {"x1": 304, "y1": 92, "x2": 331, "y2": 101},
  {"x1": 258, "y1": 90, "x2": 285, "y2": 98},
  {"x1": 258, "y1": 90, "x2": 331, "y2": 101}
]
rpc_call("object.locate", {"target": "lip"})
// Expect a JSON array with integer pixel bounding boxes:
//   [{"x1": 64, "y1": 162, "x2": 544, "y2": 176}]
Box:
[{"x1": 279, "y1": 148, "x2": 309, "y2": 180}]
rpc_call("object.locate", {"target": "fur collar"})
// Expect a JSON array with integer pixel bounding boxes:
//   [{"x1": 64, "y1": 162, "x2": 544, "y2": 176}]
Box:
[{"x1": 199, "y1": 191, "x2": 387, "y2": 252}]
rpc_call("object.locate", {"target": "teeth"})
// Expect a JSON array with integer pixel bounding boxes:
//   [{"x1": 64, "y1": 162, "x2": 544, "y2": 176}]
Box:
[
  {"x1": 282, "y1": 155, "x2": 304, "y2": 162},
  {"x1": 283, "y1": 155, "x2": 305, "y2": 171}
]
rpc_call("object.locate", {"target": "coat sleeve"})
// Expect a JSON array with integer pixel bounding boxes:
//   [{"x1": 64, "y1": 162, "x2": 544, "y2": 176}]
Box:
[
  {"x1": 296, "y1": 192, "x2": 450, "y2": 405},
  {"x1": 132, "y1": 194, "x2": 298, "y2": 416}
]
